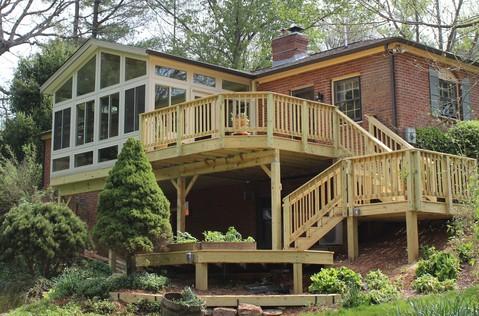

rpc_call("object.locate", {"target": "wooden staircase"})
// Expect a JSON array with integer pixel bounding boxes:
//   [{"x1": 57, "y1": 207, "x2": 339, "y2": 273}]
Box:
[{"x1": 283, "y1": 116, "x2": 476, "y2": 251}]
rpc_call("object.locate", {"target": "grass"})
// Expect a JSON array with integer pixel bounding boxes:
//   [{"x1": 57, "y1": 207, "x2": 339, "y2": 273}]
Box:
[
  {"x1": 8, "y1": 299, "x2": 100, "y2": 316},
  {"x1": 303, "y1": 286, "x2": 479, "y2": 316}
]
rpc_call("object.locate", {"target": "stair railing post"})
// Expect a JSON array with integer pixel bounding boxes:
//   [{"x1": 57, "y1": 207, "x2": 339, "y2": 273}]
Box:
[
  {"x1": 267, "y1": 93, "x2": 274, "y2": 147},
  {"x1": 301, "y1": 100, "x2": 309, "y2": 151},
  {"x1": 282, "y1": 197, "x2": 291, "y2": 249}
]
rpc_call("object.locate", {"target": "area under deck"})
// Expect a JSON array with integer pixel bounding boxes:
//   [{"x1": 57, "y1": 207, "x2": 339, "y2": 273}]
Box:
[{"x1": 135, "y1": 249, "x2": 334, "y2": 293}]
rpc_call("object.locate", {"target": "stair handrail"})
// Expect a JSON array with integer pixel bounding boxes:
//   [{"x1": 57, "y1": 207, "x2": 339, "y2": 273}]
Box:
[{"x1": 366, "y1": 115, "x2": 413, "y2": 150}]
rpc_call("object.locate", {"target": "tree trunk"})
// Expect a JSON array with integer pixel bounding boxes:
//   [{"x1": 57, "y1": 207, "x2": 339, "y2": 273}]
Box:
[
  {"x1": 126, "y1": 254, "x2": 136, "y2": 276},
  {"x1": 92, "y1": 0, "x2": 100, "y2": 38},
  {"x1": 435, "y1": 0, "x2": 443, "y2": 50},
  {"x1": 73, "y1": 0, "x2": 80, "y2": 38}
]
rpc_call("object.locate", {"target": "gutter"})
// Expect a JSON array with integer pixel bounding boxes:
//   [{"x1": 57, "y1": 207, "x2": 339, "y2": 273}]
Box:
[{"x1": 386, "y1": 44, "x2": 399, "y2": 129}]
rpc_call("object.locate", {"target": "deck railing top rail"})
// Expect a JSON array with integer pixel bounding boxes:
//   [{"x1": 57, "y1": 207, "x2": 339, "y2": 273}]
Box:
[{"x1": 140, "y1": 91, "x2": 390, "y2": 156}]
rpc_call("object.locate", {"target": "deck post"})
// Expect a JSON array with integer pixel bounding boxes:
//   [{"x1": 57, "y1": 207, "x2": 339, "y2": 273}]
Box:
[
  {"x1": 217, "y1": 95, "x2": 225, "y2": 138},
  {"x1": 282, "y1": 197, "x2": 290, "y2": 249},
  {"x1": 177, "y1": 176, "x2": 186, "y2": 232},
  {"x1": 444, "y1": 156, "x2": 453, "y2": 212},
  {"x1": 406, "y1": 210, "x2": 419, "y2": 263},
  {"x1": 176, "y1": 104, "x2": 184, "y2": 155},
  {"x1": 271, "y1": 149, "x2": 282, "y2": 250},
  {"x1": 347, "y1": 216, "x2": 359, "y2": 260},
  {"x1": 332, "y1": 111, "x2": 340, "y2": 149},
  {"x1": 195, "y1": 263, "x2": 208, "y2": 290},
  {"x1": 293, "y1": 263, "x2": 303, "y2": 294}
]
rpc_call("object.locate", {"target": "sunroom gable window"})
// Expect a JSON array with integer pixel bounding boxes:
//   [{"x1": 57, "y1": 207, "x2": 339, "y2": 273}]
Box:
[
  {"x1": 333, "y1": 76, "x2": 362, "y2": 121},
  {"x1": 99, "y1": 93, "x2": 119, "y2": 140},
  {"x1": 53, "y1": 108, "x2": 71, "y2": 150},
  {"x1": 124, "y1": 85, "x2": 145, "y2": 133},
  {"x1": 155, "y1": 66, "x2": 187, "y2": 81},
  {"x1": 100, "y1": 52, "x2": 120, "y2": 89},
  {"x1": 76, "y1": 100, "x2": 94, "y2": 146},
  {"x1": 77, "y1": 56, "x2": 96, "y2": 96},
  {"x1": 55, "y1": 78, "x2": 72, "y2": 103},
  {"x1": 125, "y1": 58, "x2": 146, "y2": 81}
]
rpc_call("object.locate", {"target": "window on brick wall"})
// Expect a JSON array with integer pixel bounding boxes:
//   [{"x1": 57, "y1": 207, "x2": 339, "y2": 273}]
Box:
[
  {"x1": 438, "y1": 79, "x2": 459, "y2": 118},
  {"x1": 291, "y1": 86, "x2": 315, "y2": 100},
  {"x1": 333, "y1": 76, "x2": 362, "y2": 121}
]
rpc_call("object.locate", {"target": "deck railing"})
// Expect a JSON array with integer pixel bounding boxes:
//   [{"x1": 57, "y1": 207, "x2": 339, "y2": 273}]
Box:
[
  {"x1": 366, "y1": 115, "x2": 414, "y2": 151},
  {"x1": 282, "y1": 149, "x2": 477, "y2": 248},
  {"x1": 140, "y1": 92, "x2": 389, "y2": 155}
]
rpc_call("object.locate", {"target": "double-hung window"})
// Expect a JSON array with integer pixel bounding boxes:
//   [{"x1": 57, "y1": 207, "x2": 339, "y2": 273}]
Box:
[
  {"x1": 333, "y1": 76, "x2": 362, "y2": 121},
  {"x1": 99, "y1": 93, "x2": 119, "y2": 140}
]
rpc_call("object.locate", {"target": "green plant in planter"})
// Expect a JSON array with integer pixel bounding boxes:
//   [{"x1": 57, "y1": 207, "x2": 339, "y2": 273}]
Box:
[
  {"x1": 203, "y1": 230, "x2": 225, "y2": 242},
  {"x1": 202, "y1": 227, "x2": 255, "y2": 242},
  {"x1": 174, "y1": 287, "x2": 204, "y2": 308},
  {"x1": 175, "y1": 231, "x2": 198, "y2": 244}
]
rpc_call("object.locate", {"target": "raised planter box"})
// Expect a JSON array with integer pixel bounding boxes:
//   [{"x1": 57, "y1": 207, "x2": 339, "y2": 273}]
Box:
[{"x1": 165, "y1": 242, "x2": 256, "y2": 252}]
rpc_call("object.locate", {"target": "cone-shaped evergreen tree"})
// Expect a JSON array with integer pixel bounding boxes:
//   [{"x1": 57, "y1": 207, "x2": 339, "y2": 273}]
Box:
[{"x1": 93, "y1": 138, "x2": 172, "y2": 274}]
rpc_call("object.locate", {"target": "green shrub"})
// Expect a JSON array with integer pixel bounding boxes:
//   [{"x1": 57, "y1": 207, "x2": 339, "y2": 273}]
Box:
[
  {"x1": 93, "y1": 138, "x2": 173, "y2": 275},
  {"x1": 420, "y1": 245, "x2": 437, "y2": 260},
  {"x1": 447, "y1": 120, "x2": 479, "y2": 160},
  {"x1": 412, "y1": 274, "x2": 456, "y2": 294},
  {"x1": 175, "y1": 287, "x2": 205, "y2": 308},
  {"x1": 308, "y1": 267, "x2": 362, "y2": 295},
  {"x1": 341, "y1": 284, "x2": 368, "y2": 308},
  {"x1": 203, "y1": 230, "x2": 226, "y2": 242},
  {"x1": 131, "y1": 272, "x2": 168, "y2": 292},
  {"x1": 416, "y1": 250, "x2": 460, "y2": 281},
  {"x1": 457, "y1": 241, "x2": 475, "y2": 265},
  {"x1": 0, "y1": 201, "x2": 89, "y2": 277},
  {"x1": 82, "y1": 299, "x2": 118, "y2": 314},
  {"x1": 363, "y1": 270, "x2": 400, "y2": 304},
  {"x1": 416, "y1": 127, "x2": 454, "y2": 154},
  {"x1": 131, "y1": 299, "x2": 162, "y2": 314}
]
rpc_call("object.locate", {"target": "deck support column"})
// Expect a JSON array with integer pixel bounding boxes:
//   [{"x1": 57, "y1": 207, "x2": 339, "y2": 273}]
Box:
[
  {"x1": 271, "y1": 149, "x2": 282, "y2": 250},
  {"x1": 109, "y1": 250, "x2": 117, "y2": 273},
  {"x1": 293, "y1": 263, "x2": 303, "y2": 294},
  {"x1": 347, "y1": 216, "x2": 358, "y2": 261},
  {"x1": 195, "y1": 263, "x2": 208, "y2": 290},
  {"x1": 177, "y1": 176, "x2": 186, "y2": 232},
  {"x1": 406, "y1": 211, "x2": 419, "y2": 263}
]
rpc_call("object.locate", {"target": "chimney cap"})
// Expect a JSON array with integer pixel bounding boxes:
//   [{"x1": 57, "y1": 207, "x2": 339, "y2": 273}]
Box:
[{"x1": 287, "y1": 25, "x2": 304, "y2": 33}]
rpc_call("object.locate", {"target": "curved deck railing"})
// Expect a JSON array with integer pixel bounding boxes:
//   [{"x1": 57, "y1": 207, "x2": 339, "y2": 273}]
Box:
[{"x1": 140, "y1": 92, "x2": 389, "y2": 156}]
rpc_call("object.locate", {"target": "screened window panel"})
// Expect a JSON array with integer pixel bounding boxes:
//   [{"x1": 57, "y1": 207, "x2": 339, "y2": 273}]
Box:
[
  {"x1": 99, "y1": 93, "x2": 119, "y2": 140},
  {"x1": 125, "y1": 58, "x2": 146, "y2": 81},
  {"x1": 53, "y1": 108, "x2": 71, "y2": 150},
  {"x1": 100, "y1": 53, "x2": 120, "y2": 88},
  {"x1": 98, "y1": 145, "x2": 118, "y2": 162},
  {"x1": 77, "y1": 56, "x2": 96, "y2": 96},
  {"x1": 171, "y1": 87, "x2": 186, "y2": 105},
  {"x1": 52, "y1": 156, "x2": 70, "y2": 171},
  {"x1": 222, "y1": 80, "x2": 249, "y2": 92},
  {"x1": 155, "y1": 85, "x2": 170, "y2": 109},
  {"x1": 193, "y1": 73, "x2": 216, "y2": 87},
  {"x1": 155, "y1": 66, "x2": 187, "y2": 81},
  {"x1": 124, "y1": 85, "x2": 145, "y2": 133},
  {"x1": 74, "y1": 151, "x2": 93, "y2": 167},
  {"x1": 76, "y1": 101, "x2": 94, "y2": 145},
  {"x1": 55, "y1": 78, "x2": 72, "y2": 103}
]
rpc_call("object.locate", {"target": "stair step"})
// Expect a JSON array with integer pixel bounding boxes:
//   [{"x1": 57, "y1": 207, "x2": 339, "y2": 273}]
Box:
[{"x1": 295, "y1": 216, "x2": 345, "y2": 250}]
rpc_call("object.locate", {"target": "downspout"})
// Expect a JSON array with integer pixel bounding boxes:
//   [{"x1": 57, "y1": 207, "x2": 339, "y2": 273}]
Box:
[{"x1": 386, "y1": 44, "x2": 399, "y2": 129}]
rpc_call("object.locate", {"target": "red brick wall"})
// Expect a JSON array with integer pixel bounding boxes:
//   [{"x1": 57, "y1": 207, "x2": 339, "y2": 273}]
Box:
[
  {"x1": 258, "y1": 53, "x2": 395, "y2": 127},
  {"x1": 394, "y1": 53, "x2": 479, "y2": 134},
  {"x1": 258, "y1": 51, "x2": 479, "y2": 135},
  {"x1": 66, "y1": 191, "x2": 100, "y2": 229},
  {"x1": 42, "y1": 136, "x2": 51, "y2": 188}
]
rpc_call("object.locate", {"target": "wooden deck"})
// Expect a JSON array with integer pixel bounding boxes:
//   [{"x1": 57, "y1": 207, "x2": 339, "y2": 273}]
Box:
[{"x1": 135, "y1": 249, "x2": 334, "y2": 293}]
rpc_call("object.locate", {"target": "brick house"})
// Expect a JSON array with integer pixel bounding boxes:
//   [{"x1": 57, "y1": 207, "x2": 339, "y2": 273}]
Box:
[{"x1": 40, "y1": 28, "x2": 478, "y2": 265}]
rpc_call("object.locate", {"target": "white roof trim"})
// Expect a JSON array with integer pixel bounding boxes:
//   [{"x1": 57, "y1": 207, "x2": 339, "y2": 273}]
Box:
[{"x1": 40, "y1": 38, "x2": 147, "y2": 94}]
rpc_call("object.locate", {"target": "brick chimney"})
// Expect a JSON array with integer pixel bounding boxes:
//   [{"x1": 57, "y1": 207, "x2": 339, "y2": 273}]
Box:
[{"x1": 272, "y1": 26, "x2": 309, "y2": 67}]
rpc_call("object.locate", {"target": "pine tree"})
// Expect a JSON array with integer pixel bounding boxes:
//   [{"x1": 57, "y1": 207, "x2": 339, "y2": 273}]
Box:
[{"x1": 93, "y1": 138, "x2": 172, "y2": 275}]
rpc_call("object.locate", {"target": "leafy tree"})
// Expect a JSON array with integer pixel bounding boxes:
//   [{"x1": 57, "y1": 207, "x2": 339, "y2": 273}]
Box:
[
  {"x1": 0, "y1": 113, "x2": 40, "y2": 162},
  {"x1": 0, "y1": 202, "x2": 89, "y2": 277},
  {"x1": 93, "y1": 138, "x2": 172, "y2": 275},
  {"x1": 0, "y1": 144, "x2": 47, "y2": 217}
]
